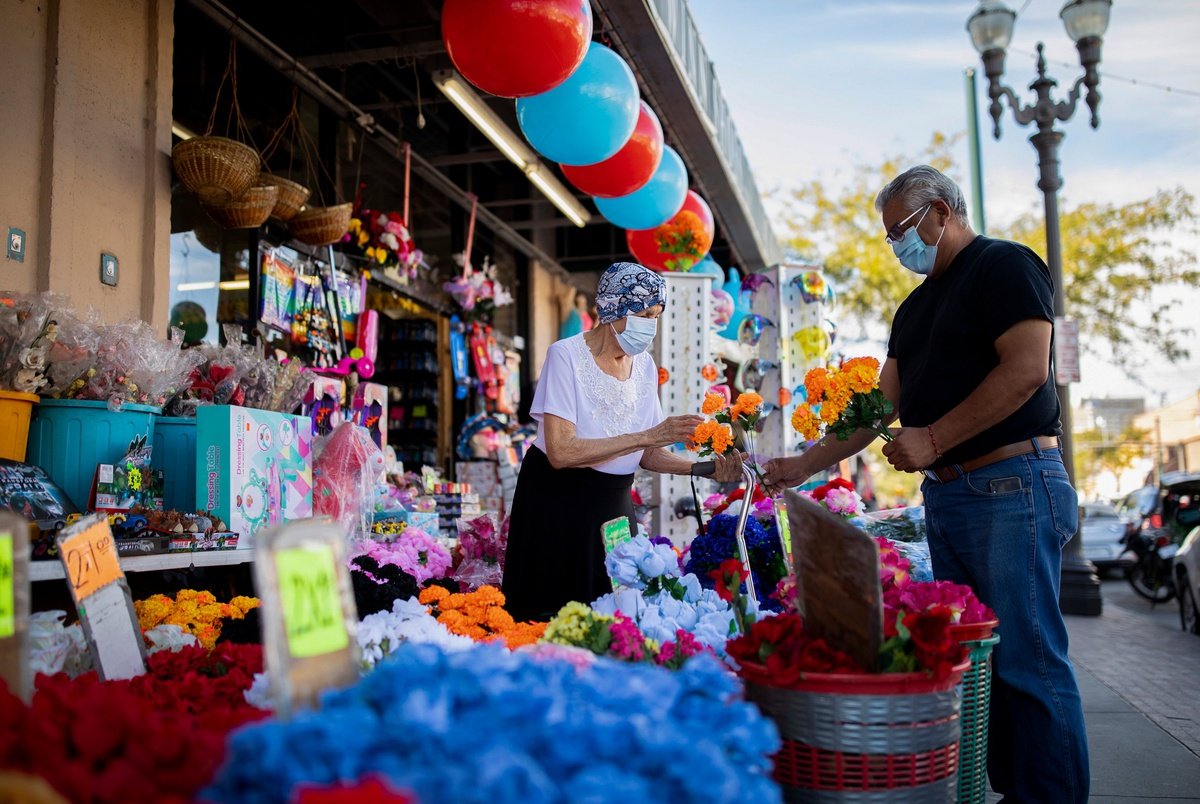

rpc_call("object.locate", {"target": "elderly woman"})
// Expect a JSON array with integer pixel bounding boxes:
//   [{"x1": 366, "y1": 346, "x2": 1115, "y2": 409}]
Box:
[{"x1": 503, "y1": 262, "x2": 743, "y2": 620}]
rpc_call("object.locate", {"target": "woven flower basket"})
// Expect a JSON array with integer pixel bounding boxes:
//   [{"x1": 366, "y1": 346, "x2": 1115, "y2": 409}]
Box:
[
  {"x1": 289, "y1": 203, "x2": 353, "y2": 246},
  {"x1": 202, "y1": 183, "x2": 278, "y2": 229},
  {"x1": 258, "y1": 172, "x2": 311, "y2": 222},
  {"x1": 171, "y1": 136, "x2": 259, "y2": 204}
]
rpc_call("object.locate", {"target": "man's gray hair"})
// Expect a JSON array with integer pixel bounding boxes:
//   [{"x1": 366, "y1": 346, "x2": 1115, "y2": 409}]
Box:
[{"x1": 875, "y1": 165, "x2": 971, "y2": 226}]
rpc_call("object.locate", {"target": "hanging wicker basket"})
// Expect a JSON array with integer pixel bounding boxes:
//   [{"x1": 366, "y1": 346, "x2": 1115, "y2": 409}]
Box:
[
  {"x1": 258, "y1": 172, "x2": 311, "y2": 222},
  {"x1": 171, "y1": 136, "x2": 259, "y2": 205},
  {"x1": 202, "y1": 183, "x2": 278, "y2": 229},
  {"x1": 289, "y1": 203, "x2": 353, "y2": 246}
]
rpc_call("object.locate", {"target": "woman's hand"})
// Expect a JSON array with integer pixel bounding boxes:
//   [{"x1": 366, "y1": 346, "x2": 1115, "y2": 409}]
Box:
[
  {"x1": 645, "y1": 415, "x2": 705, "y2": 448},
  {"x1": 712, "y1": 449, "x2": 747, "y2": 483},
  {"x1": 762, "y1": 456, "x2": 810, "y2": 497}
]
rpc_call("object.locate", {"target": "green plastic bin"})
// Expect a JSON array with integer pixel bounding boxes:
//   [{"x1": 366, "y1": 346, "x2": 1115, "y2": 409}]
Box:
[{"x1": 958, "y1": 633, "x2": 1000, "y2": 804}]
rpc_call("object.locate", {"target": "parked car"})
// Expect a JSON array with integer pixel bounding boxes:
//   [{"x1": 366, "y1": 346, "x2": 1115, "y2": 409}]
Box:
[
  {"x1": 1079, "y1": 502, "x2": 1134, "y2": 575},
  {"x1": 1174, "y1": 526, "x2": 1200, "y2": 635}
]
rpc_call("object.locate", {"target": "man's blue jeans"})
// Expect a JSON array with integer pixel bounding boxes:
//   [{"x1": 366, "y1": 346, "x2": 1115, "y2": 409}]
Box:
[{"x1": 923, "y1": 446, "x2": 1089, "y2": 804}]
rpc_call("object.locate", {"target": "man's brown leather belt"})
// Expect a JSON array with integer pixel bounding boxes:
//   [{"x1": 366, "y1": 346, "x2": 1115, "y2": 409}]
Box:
[{"x1": 924, "y1": 436, "x2": 1059, "y2": 483}]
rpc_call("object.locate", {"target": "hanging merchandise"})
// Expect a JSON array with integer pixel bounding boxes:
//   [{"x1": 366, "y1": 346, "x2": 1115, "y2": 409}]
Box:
[
  {"x1": 737, "y1": 315, "x2": 775, "y2": 347},
  {"x1": 717, "y1": 267, "x2": 751, "y2": 341},
  {"x1": 594, "y1": 146, "x2": 688, "y2": 231},
  {"x1": 792, "y1": 270, "x2": 827, "y2": 304},
  {"x1": 449, "y1": 316, "x2": 470, "y2": 401},
  {"x1": 711, "y1": 288, "x2": 734, "y2": 327},
  {"x1": 442, "y1": 198, "x2": 514, "y2": 324},
  {"x1": 793, "y1": 325, "x2": 833, "y2": 362},
  {"x1": 625, "y1": 190, "x2": 715, "y2": 272},
  {"x1": 469, "y1": 323, "x2": 499, "y2": 402},
  {"x1": 259, "y1": 250, "x2": 296, "y2": 334},
  {"x1": 342, "y1": 160, "x2": 424, "y2": 283},
  {"x1": 737, "y1": 359, "x2": 778, "y2": 393},
  {"x1": 291, "y1": 260, "x2": 340, "y2": 369},
  {"x1": 691, "y1": 255, "x2": 725, "y2": 279},
  {"x1": 442, "y1": 0, "x2": 593, "y2": 98},
  {"x1": 827, "y1": 318, "x2": 839, "y2": 346},
  {"x1": 741, "y1": 272, "x2": 775, "y2": 295},
  {"x1": 561, "y1": 101, "x2": 664, "y2": 198},
  {"x1": 272, "y1": 90, "x2": 350, "y2": 247},
  {"x1": 258, "y1": 85, "x2": 313, "y2": 222},
  {"x1": 515, "y1": 42, "x2": 639, "y2": 166}
]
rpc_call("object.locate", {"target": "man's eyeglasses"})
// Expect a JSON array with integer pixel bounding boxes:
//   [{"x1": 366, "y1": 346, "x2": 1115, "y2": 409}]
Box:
[{"x1": 885, "y1": 203, "x2": 931, "y2": 244}]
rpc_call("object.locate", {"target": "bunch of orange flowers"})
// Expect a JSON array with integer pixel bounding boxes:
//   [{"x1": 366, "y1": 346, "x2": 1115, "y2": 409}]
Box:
[
  {"x1": 418, "y1": 585, "x2": 547, "y2": 649},
  {"x1": 791, "y1": 356, "x2": 892, "y2": 443},
  {"x1": 134, "y1": 589, "x2": 260, "y2": 650},
  {"x1": 690, "y1": 391, "x2": 763, "y2": 456}
]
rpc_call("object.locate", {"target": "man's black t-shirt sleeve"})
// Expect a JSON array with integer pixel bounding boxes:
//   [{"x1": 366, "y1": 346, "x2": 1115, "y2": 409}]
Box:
[{"x1": 978, "y1": 243, "x2": 1055, "y2": 342}]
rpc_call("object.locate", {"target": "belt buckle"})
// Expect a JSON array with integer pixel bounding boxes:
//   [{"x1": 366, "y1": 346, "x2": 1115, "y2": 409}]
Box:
[{"x1": 923, "y1": 469, "x2": 941, "y2": 483}]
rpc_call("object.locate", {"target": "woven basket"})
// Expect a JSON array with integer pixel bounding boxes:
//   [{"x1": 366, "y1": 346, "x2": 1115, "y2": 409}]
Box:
[
  {"x1": 258, "y1": 172, "x2": 311, "y2": 222},
  {"x1": 172, "y1": 136, "x2": 259, "y2": 204},
  {"x1": 289, "y1": 203, "x2": 353, "y2": 246},
  {"x1": 203, "y1": 183, "x2": 278, "y2": 229}
]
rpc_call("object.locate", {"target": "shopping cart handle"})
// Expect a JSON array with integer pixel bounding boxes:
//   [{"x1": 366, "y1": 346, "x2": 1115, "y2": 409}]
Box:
[{"x1": 690, "y1": 461, "x2": 717, "y2": 477}]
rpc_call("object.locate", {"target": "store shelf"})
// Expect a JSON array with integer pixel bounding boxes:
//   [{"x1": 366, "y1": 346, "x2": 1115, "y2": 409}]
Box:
[{"x1": 30, "y1": 550, "x2": 256, "y2": 583}]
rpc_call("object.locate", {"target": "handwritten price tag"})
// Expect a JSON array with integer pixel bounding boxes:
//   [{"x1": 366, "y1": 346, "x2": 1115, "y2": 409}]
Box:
[
  {"x1": 0, "y1": 534, "x2": 13, "y2": 638},
  {"x1": 601, "y1": 517, "x2": 633, "y2": 553},
  {"x1": 276, "y1": 545, "x2": 349, "y2": 659},
  {"x1": 59, "y1": 521, "x2": 123, "y2": 601}
]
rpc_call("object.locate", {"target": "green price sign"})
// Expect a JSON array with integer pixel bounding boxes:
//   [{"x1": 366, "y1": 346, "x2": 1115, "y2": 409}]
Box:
[
  {"x1": 601, "y1": 517, "x2": 633, "y2": 553},
  {"x1": 0, "y1": 534, "x2": 12, "y2": 638},
  {"x1": 276, "y1": 545, "x2": 349, "y2": 659}
]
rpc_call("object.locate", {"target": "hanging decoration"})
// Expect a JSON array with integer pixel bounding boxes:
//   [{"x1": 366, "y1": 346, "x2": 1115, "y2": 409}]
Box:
[
  {"x1": 341, "y1": 190, "x2": 423, "y2": 281},
  {"x1": 793, "y1": 325, "x2": 832, "y2": 362},
  {"x1": 691, "y1": 255, "x2": 725, "y2": 280},
  {"x1": 442, "y1": 197, "x2": 514, "y2": 323},
  {"x1": 741, "y1": 272, "x2": 774, "y2": 295},
  {"x1": 716, "y1": 267, "x2": 751, "y2": 341},
  {"x1": 442, "y1": 0, "x2": 593, "y2": 98},
  {"x1": 736, "y1": 315, "x2": 775, "y2": 347},
  {"x1": 516, "y1": 42, "x2": 639, "y2": 166},
  {"x1": 791, "y1": 270, "x2": 827, "y2": 304},
  {"x1": 561, "y1": 101, "x2": 664, "y2": 198},
  {"x1": 710, "y1": 288, "x2": 734, "y2": 328},
  {"x1": 626, "y1": 190, "x2": 715, "y2": 272},
  {"x1": 593, "y1": 146, "x2": 688, "y2": 230}
]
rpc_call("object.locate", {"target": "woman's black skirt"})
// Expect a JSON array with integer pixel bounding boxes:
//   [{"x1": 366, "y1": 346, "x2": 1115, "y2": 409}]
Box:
[{"x1": 502, "y1": 446, "x2": 635, "y2": 621}]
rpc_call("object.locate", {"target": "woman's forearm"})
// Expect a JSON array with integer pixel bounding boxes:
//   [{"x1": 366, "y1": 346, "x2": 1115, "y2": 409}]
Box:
[
  {"x1": 639, "y1": 447, "x2": 692, "y2": 476},
  {"x1": 544, "y1": 424, "x2": 653, "y2": 469}
]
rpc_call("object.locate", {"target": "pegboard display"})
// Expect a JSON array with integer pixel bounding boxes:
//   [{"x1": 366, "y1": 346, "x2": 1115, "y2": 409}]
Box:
[
  {"x1": 646, "y1": 272, "x2": 716, "y2": 546},
  {"x1": 749, "y1": 264, "x2": 828, "y2": 462}
]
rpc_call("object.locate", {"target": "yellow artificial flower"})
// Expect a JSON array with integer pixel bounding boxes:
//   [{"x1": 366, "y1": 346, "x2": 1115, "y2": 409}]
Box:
[
  {"x1": 791, "y1": 405, "x2": 821, "y2": 441},
  {"x1": 357, "y1": 230, "x2": 369, "y2": 247}
]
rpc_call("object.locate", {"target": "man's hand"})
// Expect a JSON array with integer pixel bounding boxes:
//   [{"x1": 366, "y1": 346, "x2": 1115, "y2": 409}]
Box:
[
  {"x1": 882, "y1": 427, "x2": 938, "y2": 472},
  {"x1": 762, "y1": 456, "x2": 809, "y2": 497}
]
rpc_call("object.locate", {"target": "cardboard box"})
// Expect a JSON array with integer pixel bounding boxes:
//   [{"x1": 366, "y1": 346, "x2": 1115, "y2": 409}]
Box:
[{"x1": 196, "y1": 406, "x2": 313, "y2": 544}]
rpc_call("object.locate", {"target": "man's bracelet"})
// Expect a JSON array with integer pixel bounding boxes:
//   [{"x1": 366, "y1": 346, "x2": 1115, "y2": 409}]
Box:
[{"x1": 927, "y1": 425, "x2": 943, "y2": 459}]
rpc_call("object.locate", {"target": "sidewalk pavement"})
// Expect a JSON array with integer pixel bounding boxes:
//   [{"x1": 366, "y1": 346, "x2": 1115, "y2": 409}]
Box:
[{"x1": 1066, "y1": 580, "x2": 1200, "y2": 801}]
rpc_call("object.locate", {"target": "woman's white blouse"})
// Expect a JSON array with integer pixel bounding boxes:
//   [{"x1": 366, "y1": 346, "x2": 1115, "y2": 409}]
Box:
[{"x1": 530, "y1": 333, "x2": 664, "y2": 475}]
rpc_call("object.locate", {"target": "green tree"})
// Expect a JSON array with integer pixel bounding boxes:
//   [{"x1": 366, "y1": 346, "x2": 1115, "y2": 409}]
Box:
[
  {"x1": 1073, "y1": 425, "x2": 1151, "y2": 498},
  {"x1": 776, "y1": 134, "x2": 1200, "y2": 375}
]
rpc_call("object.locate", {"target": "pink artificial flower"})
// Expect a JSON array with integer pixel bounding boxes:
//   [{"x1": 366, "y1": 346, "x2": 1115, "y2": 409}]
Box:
[
  {"x1": 609, "y1": 613, "x2": 649, "y2": 662},
  {"x1": 875, "y1": 536, "x2": 912, "y2": 592},
  {"x1": 772, "y1": 575, "x2": 798, "y2": 610},
  {"x1": 823, "y1": 487, "x2": 861, "y2": 516},
  {"x1": 357, "y1": 529, "x2": 452, "y2": 584},
  {"x1": 897, "y1": 580, "x2": 995, "y2": 624}
]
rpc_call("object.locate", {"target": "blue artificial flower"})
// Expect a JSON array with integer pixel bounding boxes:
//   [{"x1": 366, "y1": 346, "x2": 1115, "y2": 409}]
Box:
[
  {"x1": 685, "y1": 514, "x2": 785, "y2": 610},
  {"x1": 203, "y1": 644, "x2": 780, "y2": 804}
]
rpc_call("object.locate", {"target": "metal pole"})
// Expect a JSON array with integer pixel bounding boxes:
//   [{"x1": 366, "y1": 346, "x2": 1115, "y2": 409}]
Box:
[
  {"x1": 965, "y1": 69, "x2": 987, "y2": 235},
  {"x1": 1031, "y1": 126, "x2": 1102, "y2": 616}
]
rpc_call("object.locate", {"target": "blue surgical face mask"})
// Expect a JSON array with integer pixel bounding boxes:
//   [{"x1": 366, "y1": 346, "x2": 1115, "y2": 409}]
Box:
[
  {"x1": 612, "y1": 315, "x2": 657, "y2": 355},
  {"x1": 891, "y1": 205, "x2": 946, "y2": 276}
]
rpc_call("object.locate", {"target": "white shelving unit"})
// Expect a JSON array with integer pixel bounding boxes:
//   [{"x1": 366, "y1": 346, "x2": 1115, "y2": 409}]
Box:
[
  {"x1": 647, "y1": 272, "x2": 716, "y2": 546},
  {"x1": 30, "y1": 550, "x2": 256, "y2": 583}
]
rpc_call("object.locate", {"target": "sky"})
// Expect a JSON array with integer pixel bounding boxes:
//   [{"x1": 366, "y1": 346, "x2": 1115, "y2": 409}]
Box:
[{"x1": 688, "y1": 0, "x2": 1200, "y2": 411}]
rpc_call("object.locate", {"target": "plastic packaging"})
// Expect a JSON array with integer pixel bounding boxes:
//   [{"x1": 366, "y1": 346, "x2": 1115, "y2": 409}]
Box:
[
  {"x1": 452, "y1": 514, "x2": 508, "y2": 591},
  {"x1": 313, "y1": 422, "x2": 385, "y2": 537}
]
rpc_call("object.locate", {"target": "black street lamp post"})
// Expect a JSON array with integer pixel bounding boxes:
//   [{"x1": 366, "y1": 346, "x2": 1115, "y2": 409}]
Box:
[{"x1": 967, "y1": 0, "x2": 1113, "y2": 616}]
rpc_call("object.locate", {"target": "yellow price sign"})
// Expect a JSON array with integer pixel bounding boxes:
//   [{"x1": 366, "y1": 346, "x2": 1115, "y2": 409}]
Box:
[
  {"x1": 59, "y1": 521, "x2": 123, "y2": 601},
  {"x1": 0, "y1": 534, "x2": 13, "y2": 638},
  {"x1": 276, "y1": 545, "x2": 349, "y2": 659}
]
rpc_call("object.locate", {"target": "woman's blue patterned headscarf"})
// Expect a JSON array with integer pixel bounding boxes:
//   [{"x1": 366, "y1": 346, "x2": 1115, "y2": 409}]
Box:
[{"x1": 595, "y1": 262, "x2": 666, "y2": 324}]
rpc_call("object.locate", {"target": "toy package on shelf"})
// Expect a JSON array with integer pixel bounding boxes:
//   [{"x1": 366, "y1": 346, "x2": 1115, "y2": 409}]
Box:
[
  {"x1": 91, "y1": 437, "x2": 164, "y2": 513},
  {"x1": 350, "y1": 382, "x2": 387, "y2": 448},
  {"x1": 303, "y1": 376, "x2": 346, "y2": 438},
  {"x1": 260, "y1": 250, "x2": 296, "y2": 334},
  {"x1": 195, "y1": 405, "x2": 313, "y2": 545}
]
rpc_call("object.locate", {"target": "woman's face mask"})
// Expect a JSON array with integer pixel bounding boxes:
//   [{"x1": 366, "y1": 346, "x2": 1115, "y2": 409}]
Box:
[{"x1": 612, "y1": 315, "x2": 658, "y2": 355}]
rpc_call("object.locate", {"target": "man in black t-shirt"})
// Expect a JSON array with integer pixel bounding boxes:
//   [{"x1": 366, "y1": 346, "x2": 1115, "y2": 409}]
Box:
[{"x1": 765, "y1": 166, "x2": 1089, "y2": 803}]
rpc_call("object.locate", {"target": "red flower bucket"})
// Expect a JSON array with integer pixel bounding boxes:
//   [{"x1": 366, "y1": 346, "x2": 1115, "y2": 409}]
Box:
[{"x1": 741, "y1": 661, "x2": 969, "y2": 802}]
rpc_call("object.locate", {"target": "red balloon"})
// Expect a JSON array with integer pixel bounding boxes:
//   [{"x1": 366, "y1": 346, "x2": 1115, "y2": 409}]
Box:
[
  {"x1": 627, "y1": 191, "x2": 715, "y2": 271},
  {"x1": 561, "y1": 102, "x2": 664, "y2": 197},
  {"x1": 442, "y1": 0, "x2": 593, "y2": 98}
]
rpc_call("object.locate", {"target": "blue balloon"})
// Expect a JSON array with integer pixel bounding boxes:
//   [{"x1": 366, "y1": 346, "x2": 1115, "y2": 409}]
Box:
[
  {"x1": 516, "y1": 42, "x2": 639, "y2": 167},
  {"x1": 593, "y1": 146, "x2": 688, "y2": 230},
  {"x1": 692, "y1": 255, "x2": 724, "y2": 279}
]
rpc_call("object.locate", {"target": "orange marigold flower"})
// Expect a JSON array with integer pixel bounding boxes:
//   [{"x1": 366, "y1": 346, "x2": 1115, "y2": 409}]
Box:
[
  {"x1": 474, "y1": 586, "x2": 506, "y2": 606},
  {"x1": 731, "y1": 391, "x2": 763, "y2": 419},
  {"x1": 419, "y1": 586, "x2": 450, "y2": 606},
  {"x1": 791, "y1": 406, "x2": 821, "y2": 441},
  {"x1": 708, "y1": 423, "x2": 734, "y2": 454},
  {"x1": 804, "y1": 367, "x2": 830, "y2": 403},
  {"x1": 840, "y1": 357, "x2": 880, "y2": 395},
  {"x1": 701, "y1": 393, "x2": 727, "y2": 415}
]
